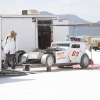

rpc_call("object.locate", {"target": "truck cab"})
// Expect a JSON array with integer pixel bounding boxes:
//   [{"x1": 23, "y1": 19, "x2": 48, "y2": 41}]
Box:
[{"x1": 90, "y1": 38, "x2": 100, "y2": 51}]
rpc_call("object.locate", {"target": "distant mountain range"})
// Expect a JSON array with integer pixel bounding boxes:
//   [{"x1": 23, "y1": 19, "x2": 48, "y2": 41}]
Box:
[
  {"x1": 40, "y1": 11, "x2": 100, "y2": 36},
  {"x1": 97, "y1": 21, "x2": 100, "y2": 23}
]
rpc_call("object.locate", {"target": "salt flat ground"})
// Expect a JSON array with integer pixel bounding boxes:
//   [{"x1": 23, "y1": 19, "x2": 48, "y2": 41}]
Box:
[
  {"x1": 0, "y1": 68, "x2": 100, "y2": 100},
  {"x1": 0, "y1": 50, "x2": 100, "y2": 100}
]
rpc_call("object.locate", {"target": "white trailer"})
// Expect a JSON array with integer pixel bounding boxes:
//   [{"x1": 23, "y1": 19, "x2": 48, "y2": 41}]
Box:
[
  {"x1": 0, "y1": 14, "x2": 69, "y2": 71},
  {"x1": 0, "y1": 15, "x2": 1, "y2": 72}
]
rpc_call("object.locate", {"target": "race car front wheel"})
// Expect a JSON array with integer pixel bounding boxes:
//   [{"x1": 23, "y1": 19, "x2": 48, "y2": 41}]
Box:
[
  {"x1": 41, "y1": 54, "x2": 54, "y2": 68},
  {"x1": 80, "y1": 53, "x2": 89, "y2": 69}
]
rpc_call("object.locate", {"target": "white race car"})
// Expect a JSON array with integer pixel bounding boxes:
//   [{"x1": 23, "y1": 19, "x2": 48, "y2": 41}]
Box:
[{"x1": 21, "y1": 41, "x2": 90, "y2": 71}]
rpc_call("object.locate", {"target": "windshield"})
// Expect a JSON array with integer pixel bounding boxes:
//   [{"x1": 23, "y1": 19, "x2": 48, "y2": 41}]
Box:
[{"x1": 51, "y1": 43, "x2": 70, "y2": 47}]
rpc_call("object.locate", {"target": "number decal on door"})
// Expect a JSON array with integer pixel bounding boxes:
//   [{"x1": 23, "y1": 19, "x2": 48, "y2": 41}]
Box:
[{"x1": 72, "y1": 51, "x2": 79, "y2": 56}]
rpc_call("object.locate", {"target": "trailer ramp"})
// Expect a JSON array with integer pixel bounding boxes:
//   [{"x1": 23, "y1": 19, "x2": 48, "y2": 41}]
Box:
[{"x1": 0, "y1": 69, "x2": 35, "y2": 76}]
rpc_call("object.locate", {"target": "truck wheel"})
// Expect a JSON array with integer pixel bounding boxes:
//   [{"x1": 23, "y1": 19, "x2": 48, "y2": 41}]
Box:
[
  {"x1": 94, "y1": 47, "x2": 97, "y2": 51},
  {"x1": 80, "y1": 53, "x2": 89, "y2": 69},
  {"x1": 41, "y1": 54, "x2": 54, "y2": 71},
  {"x1": 8, "y1": 51, "x2": 25, "y2": 66}
]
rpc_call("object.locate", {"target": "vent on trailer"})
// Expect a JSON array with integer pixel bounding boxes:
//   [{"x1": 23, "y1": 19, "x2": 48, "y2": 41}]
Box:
[{"x1": 22, "y1": 10, "x2": 40, "y2": 15}]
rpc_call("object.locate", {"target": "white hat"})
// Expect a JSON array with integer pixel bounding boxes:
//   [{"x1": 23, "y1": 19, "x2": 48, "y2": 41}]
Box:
[{"x1": 7, "y1": 30, "x2": 17, "y2": 38}]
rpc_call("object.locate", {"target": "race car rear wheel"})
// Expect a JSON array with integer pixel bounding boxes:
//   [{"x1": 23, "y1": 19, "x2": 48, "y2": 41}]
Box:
[
  {"x1": 80, "y1": 53, "x2": 89, "y2": 69},
  {"x1": 41, "y1": 54, "x2": 54, "y2": 71}
]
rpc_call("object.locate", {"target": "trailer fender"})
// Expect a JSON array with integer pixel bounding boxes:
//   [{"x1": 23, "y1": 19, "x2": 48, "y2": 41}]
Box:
[
  {"x1": 17, "y1": 50, "x2": 26, "y2": 54},
  {"x1": 16, "y1": 51, "x2": 26, "y2": 65}
]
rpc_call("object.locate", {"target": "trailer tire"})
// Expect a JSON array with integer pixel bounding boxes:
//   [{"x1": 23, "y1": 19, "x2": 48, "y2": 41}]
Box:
[
  {"x1": 8, "y1": 51, "x2": 25, "y2": 66},
  {"x1": 17, "y1": 52, "x2": 25, "y2": 65},
  {"x1": 41, "y1": 54, "x2": 54, "y2": 70},
  {"x1": 80, "y1": 53, "x2": 89, "y2": 69}
]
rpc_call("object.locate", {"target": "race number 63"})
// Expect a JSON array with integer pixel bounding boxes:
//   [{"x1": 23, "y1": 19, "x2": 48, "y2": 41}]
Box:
[{"x1": 72, "y1": 51, "x2": 79, "y2": 56}]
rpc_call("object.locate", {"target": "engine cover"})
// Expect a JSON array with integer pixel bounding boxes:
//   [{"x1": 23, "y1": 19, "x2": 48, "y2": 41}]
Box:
[{"x1": 28, "y1": 52, "x2": 44, "y2": 60}]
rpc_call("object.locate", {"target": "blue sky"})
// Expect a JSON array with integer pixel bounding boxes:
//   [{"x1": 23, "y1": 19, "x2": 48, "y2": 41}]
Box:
[{"x1": 0, "y1": 0, "x2": 100, "y2": 22}]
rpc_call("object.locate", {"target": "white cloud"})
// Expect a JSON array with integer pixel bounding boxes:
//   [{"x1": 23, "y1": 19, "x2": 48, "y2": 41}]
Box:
[
  {"x1": 58, "y1": 0, "x2": 81, "y2": 5},
  {"x1": 58, "y1": 0, "x2": 100, "y2": 5},
  {"x1": 45, "y1": 0, "x2": 100, "y2": 22},
  {"x1": 89, "y1": 0, "x2": 100, "y2": 3},
  {"x1": 18, "y1": 0, "x2": 25, "y2": 2}
]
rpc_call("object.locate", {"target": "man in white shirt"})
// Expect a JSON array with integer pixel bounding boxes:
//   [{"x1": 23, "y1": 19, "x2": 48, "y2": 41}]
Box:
[{"x1": 2, "y1": 30, "x2": 18, "y2": 69}]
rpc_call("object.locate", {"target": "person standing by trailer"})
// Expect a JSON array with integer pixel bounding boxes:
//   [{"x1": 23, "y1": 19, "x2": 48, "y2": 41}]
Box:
[{"x1": 2, "y1": 30, "x2": 18, "y2": 69}]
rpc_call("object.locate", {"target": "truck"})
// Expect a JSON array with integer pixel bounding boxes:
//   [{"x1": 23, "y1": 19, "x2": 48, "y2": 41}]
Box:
[
  {"x1": 20, "y1": 40, "x2": 90, "y2": 71},
  {"x1": 83, "y1": 36, "x2": 100, "y2": 51},
  {"x1": 89, "y1": 38, "x2": 100, "y2": 51}
]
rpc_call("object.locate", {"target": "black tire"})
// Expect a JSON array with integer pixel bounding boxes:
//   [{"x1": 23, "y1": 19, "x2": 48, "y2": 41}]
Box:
[
  {"x1": 16, "y1": 52, "x2": 25, "y2": 65},
  {"x1": 8, "y1": 51, "x2": 25, "y2": 66},
  {"x1": 80, "y1": 53, "x2": 89, "y2": 69},
  {"x1": 93, "y1": 47, "x2": 97, "y2": 51}
]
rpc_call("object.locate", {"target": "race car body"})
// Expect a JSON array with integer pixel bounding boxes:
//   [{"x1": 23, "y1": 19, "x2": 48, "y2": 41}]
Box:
[{"x1": 21, "y1": 40, "x2": 89, "y2": 70}]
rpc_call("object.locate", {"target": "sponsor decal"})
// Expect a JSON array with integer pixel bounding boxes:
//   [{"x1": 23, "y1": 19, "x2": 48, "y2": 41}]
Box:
[
  {"x1": 72, "y1": 51, "x2": 79, "y2": 57},
  {"x1": 57, "y1": 52, "x2": 66, "y2": 60}
]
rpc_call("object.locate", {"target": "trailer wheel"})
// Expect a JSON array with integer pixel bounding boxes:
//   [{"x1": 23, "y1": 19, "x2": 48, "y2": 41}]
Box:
[
  {"x1": 41, "y1": 54, "x2": 54, "y2": 71},
  {"x1": 8, "y1": 51, "x2": 25, "y2": 66},
  {"x1": 17, "y1": 52, "x2": 25, "y2": 65},
  {"x1": 80, "y1": 53, "x2": 89, "y2": 69}
]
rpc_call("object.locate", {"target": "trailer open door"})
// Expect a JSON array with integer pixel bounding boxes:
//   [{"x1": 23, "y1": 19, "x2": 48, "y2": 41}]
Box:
[
  {"x1": 52, "y1": 19, "x2": 69, "y2": 42},
  {"x1": 0, "y1": 15, "x2": 2, "y2": 72}
]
